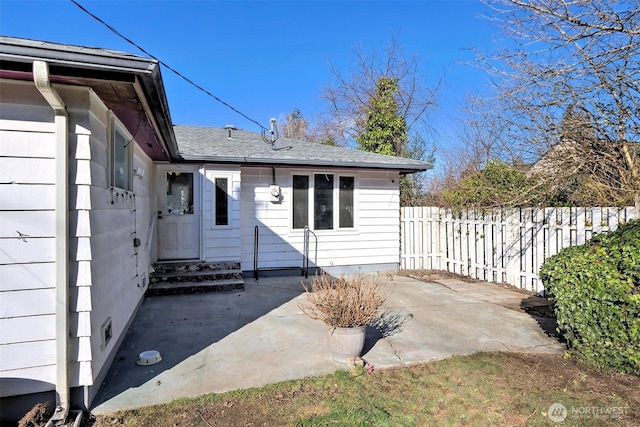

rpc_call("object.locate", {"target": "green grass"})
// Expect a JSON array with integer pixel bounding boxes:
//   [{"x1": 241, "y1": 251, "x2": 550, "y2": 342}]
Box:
[{"x1": 88, "y1": 352, "x2": 638, "y2": 427}]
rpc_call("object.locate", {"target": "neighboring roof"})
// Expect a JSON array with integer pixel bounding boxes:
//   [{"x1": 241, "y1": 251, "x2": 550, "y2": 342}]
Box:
[
  {"x1": 0, "y1": 36, "x2": 178, "y2": 160},
  {"x1": 174, "y1": 125, "x2": 432, "y2": 173}
]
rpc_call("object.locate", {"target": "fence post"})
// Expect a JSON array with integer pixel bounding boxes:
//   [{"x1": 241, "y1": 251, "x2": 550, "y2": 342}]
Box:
[{"x1": 505, "y1": 209, "x2": 520, "y2": 289}]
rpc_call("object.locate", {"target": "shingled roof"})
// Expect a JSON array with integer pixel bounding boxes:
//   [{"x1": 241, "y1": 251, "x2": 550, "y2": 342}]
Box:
[
  {"x1": 174, "y1": 125, "x2": 432, "y2": 173},
  {"x1": 0, "y1": 36, "x2": 178, "y2": 160}
]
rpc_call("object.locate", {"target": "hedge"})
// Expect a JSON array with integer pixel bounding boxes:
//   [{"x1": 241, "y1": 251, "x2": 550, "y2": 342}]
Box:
[{"x1": 539, "y1": 219, "x2": 640, "y2": 375}]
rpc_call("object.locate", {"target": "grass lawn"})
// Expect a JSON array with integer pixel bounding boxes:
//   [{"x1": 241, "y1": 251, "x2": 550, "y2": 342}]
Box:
[{"x1": 84, "y1": 352, "x2": 638, "y2": 426}]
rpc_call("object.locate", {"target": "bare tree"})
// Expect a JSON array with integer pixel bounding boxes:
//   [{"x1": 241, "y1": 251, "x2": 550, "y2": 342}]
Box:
[
  {"x1": 479, "y1": 0, "x2": 640, "y2": 206},
  {"x1": 280, "y1": 108, "x2": 309, "y2": 140},
  {"x1": 318, "y1": 34, "x2": 440, "y2": 155}
]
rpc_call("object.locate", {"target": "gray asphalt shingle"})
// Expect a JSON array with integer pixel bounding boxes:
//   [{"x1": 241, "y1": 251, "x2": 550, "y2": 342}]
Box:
[{"x1": 174, "y1": 125, "x2": 432, "y2": 172}]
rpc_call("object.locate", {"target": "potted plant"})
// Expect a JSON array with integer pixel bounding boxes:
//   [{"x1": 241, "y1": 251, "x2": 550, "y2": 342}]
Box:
[{"x1": 299, "y1": 272, "x2": 389, "y2": 364}]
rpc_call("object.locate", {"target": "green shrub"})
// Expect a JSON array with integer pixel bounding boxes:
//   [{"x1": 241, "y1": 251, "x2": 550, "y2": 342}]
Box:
[{"x1": 540, "y1": 219, "x2": 640, "y2": 375}]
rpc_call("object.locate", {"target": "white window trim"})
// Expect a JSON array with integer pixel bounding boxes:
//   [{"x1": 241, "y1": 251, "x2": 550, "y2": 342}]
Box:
[
  {"x1": 210, "y1": 173, "x2": 233, "y2": 230},
  {"x1": 290, "y1": 170, "x2": 358, "y2": 233},
  {"x1": 110, "y1": 116, "x2": 134, "y2": 192}
]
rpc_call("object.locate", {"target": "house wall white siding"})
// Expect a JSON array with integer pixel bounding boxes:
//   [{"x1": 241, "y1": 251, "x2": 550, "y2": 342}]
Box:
[
  {"x1": 202, "y1": 165, "x2": 242, "y2": 262},
  {"x1": 240, "y1": 166, "x2": 401, "y2": 274},
  {"x1": 0, "y1": 80, "x2": 154, "y2": 404},
  {"x1": 82, "y1": 90, "x2": 154, "y2": 404},
  {"x1": 0, "y1": 80, "x2": 58, "y2": 397}
]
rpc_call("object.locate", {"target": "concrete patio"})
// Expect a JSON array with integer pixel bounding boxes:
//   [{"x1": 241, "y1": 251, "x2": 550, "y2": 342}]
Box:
[{"x1": 91, "y1": 274, "x2": 564, "y2": 414}]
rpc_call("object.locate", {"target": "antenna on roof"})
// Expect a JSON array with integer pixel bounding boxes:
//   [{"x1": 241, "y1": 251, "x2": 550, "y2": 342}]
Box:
[
  {"x1": 261, "y1": 118, "x2": 278, "y2": 144},
  {"x1": 261, "y1": 118, "x2": 291, "y2": 151}
]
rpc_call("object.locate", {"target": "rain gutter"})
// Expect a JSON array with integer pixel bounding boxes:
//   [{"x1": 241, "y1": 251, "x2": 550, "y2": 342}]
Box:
[{"x1": 178, "y1": 154, "x2": 432, "y2": 174}]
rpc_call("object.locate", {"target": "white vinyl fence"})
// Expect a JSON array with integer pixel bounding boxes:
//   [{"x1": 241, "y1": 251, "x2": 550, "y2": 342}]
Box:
[{"x1": 400, "y1": 206, "x2": 637, "y2": 292}]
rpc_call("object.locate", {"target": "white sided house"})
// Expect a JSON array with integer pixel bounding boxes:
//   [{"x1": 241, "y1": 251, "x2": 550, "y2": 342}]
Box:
[
  {"x1": 0, "y1": 37, "x2": 430, "y2": 421},
  {"x1": 171, "y1": 126, "x2": 430, "y2": 276}
]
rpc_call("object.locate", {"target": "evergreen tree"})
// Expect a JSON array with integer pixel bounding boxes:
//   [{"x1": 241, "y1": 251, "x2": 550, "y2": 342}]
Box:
[{"x1": 356, "y1": 77, "x2": 408, "y2": 157}]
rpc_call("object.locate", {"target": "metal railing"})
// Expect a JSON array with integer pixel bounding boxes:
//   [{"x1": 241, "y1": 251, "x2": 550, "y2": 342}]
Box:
[
  {"x1": 302, "y1": 226, "x2": 317, "y2": 278},
  {"x1": 253, "y1": 225, "x2": 259, "y2": 279}
]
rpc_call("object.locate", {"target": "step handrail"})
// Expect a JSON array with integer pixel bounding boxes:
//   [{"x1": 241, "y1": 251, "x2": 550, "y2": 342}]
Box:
[
  {"x1": 302, "y1": 226, "x2": 317, "y2": 278},
  {"x1": 253, "y1": 225, "x2": 259, "y2": 280}
]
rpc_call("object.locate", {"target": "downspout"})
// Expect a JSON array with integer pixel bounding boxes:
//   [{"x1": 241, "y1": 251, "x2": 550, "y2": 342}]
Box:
[{"x1": 33, "y1": 60, "x2": 70, "y2": 425}]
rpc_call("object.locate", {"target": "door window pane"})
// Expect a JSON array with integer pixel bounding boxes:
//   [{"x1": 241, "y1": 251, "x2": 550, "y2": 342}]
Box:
[
  {"x1": 215, "y1": 178, "x2": 228, "y2": 225},
  {"x1": 339, "y1": 176, "x2": 354, "y2": 228},
  {"x1": 293, "y1": 175, "x2": 309, "y2": 229},
  {"x1": 314, "y1": 174, "x2": 333, "y2": 230},
  {"x1": 166, "y1": 172, "x2": 193, "y2": 215}
]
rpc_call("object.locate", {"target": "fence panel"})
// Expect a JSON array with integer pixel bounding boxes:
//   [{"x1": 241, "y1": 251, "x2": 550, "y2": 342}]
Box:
[{"x1": 400, "y1": 206, "x2": 636, "y2": 291}]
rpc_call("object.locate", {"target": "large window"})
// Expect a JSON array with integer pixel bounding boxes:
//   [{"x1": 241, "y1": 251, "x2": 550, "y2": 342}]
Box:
[
  {"x1": 112, "y1": 126, "x2": 132, "y2": 190},
  {"x1": 293, "y1": 173, "x2": 355, "y2": 231},
  {"x1": 314, "y1": 174, "x2": 333, "y2": 230}
]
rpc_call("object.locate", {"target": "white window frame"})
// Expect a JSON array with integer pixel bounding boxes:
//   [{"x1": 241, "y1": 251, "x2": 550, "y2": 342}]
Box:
[
  {"x1": 111, "y1": 118, "x2": 133, "y2": 191},
  {"x1": 210, "y1": 173, "x2": 233, "y2": 229},
  {"x1": 290, "y1": 171, "x2": 357, "y2": 232}
]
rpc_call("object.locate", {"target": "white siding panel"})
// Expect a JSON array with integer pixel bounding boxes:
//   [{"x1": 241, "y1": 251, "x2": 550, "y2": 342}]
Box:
[
  {"x1": 0, "y1": 119, "x2": 55, "y2": 135},
  {"x1": 0, "y1": 237, "x2": 55, "y2": 264},
  {"x1": 72, "y1": 311, "x2": 92, "y2": 338},
  {"x1": 70, "y1": 185, "x2": 92, "y2": 210},
  {"x1": 0, "y1": 365, "x2": 55, "y2": 397},
  {"x1": 0, "y1": 340, "x2": 55, "y2": 371},
  {"x1": 70, "y1": 210, "x2": 92, "y2": 238},
  {"x1": 70, "y1": 236, "x2": 92, "y2": 262},
  {"x1": 0, "y1": 184, "x2": 55, "y2": 210},
  {"x1": 86, "y1": 126, "x2": 153, "y2": 386},
  {"x1": 0, "y1": 129, "x2": 56, "y2": 158},
  {"x1": 73, "y1": 130, "x2": 92, "y2": 160},
  {"x1": 1, "y1": 288, "x2": 55, "y2": 318},
  {"x1": 71, "y1": 158, "x2": 93, "y2": 186},
  {"x1": 241, "y1": 167, "x2": 401, "y2": 271},
  {"x1": 72, "y1": 360, "x2": 93, "y2": 386},
  {"x1": 0, "y1": 211, "x2": 56, "y2": 238},
  {"x1": 0, "y1": 158, "x2": 55, "y2": 184},
  {"x1": 71, "y1": 260, "x2": 92, "y2": 287},
  {"x1": 70, "y1": 285, "x2": 92, "y2": 313},
  {"x1": 202, "y1": 167, "x2": 242, "y2": 261},
  {"x1": 0, "y1": 315, "x2": 55, "y2": 344},
  {"x1": 0, "y1": 263, "x2": 54, "y2": 291}
]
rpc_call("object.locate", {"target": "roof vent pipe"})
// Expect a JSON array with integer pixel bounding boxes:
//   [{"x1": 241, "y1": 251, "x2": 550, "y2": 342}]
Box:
[{"x1": 225, "y1": 124, "x2": 236, "y2": 138}]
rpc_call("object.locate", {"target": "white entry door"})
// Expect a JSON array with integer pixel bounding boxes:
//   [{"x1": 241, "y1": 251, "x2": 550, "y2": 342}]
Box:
[{"x1": 157, "y1": 166, "x2": 200, "y2": 260}]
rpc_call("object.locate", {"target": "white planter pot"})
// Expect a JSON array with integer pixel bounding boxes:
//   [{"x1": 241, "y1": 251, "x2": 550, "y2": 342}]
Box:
[{"x1": 327, "y1": 326, "x2": 367, "y2": 364}]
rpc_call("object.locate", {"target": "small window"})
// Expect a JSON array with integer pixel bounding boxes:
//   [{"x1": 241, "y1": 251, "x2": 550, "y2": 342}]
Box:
[
  {"x1": 112, "y1": 126, "x2": 132, "y2": 190},
  {"x1": 215, "y1": 177, "x2": 229, "y2": 226},
  {"x1": 339, "y1": 176, "x2": 354, "y2": 228},
  {"x1": 293, "y1": 175, "x2": 309, "y2": 229},
  {"x1": 314, "y1": 174, "x2": 334, "y2": 230}
]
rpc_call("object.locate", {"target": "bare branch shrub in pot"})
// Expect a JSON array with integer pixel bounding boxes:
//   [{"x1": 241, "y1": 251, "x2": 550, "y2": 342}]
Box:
[{"x1": 299, "y1": 273, "x2": 389, "y2": 328}]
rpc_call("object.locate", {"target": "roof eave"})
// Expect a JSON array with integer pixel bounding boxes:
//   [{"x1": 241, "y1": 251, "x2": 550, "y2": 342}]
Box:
[
  {"x1": 179, "y1": 154, "x2": 432, "y2": 173},
  {"x1": 0, "y1": 38, "x2": 156, "y2": 74}
]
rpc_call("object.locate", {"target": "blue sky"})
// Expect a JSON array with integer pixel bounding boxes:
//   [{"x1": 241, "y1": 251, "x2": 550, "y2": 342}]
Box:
[{"x1": 0, "y1": 0, "x2": 501, "y2": 147}]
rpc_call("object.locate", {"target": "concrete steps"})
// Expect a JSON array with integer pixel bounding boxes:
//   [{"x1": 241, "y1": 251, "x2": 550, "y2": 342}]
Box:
[{"x1": 147, "y1": 261, "x2": 244, "y2": 296}]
